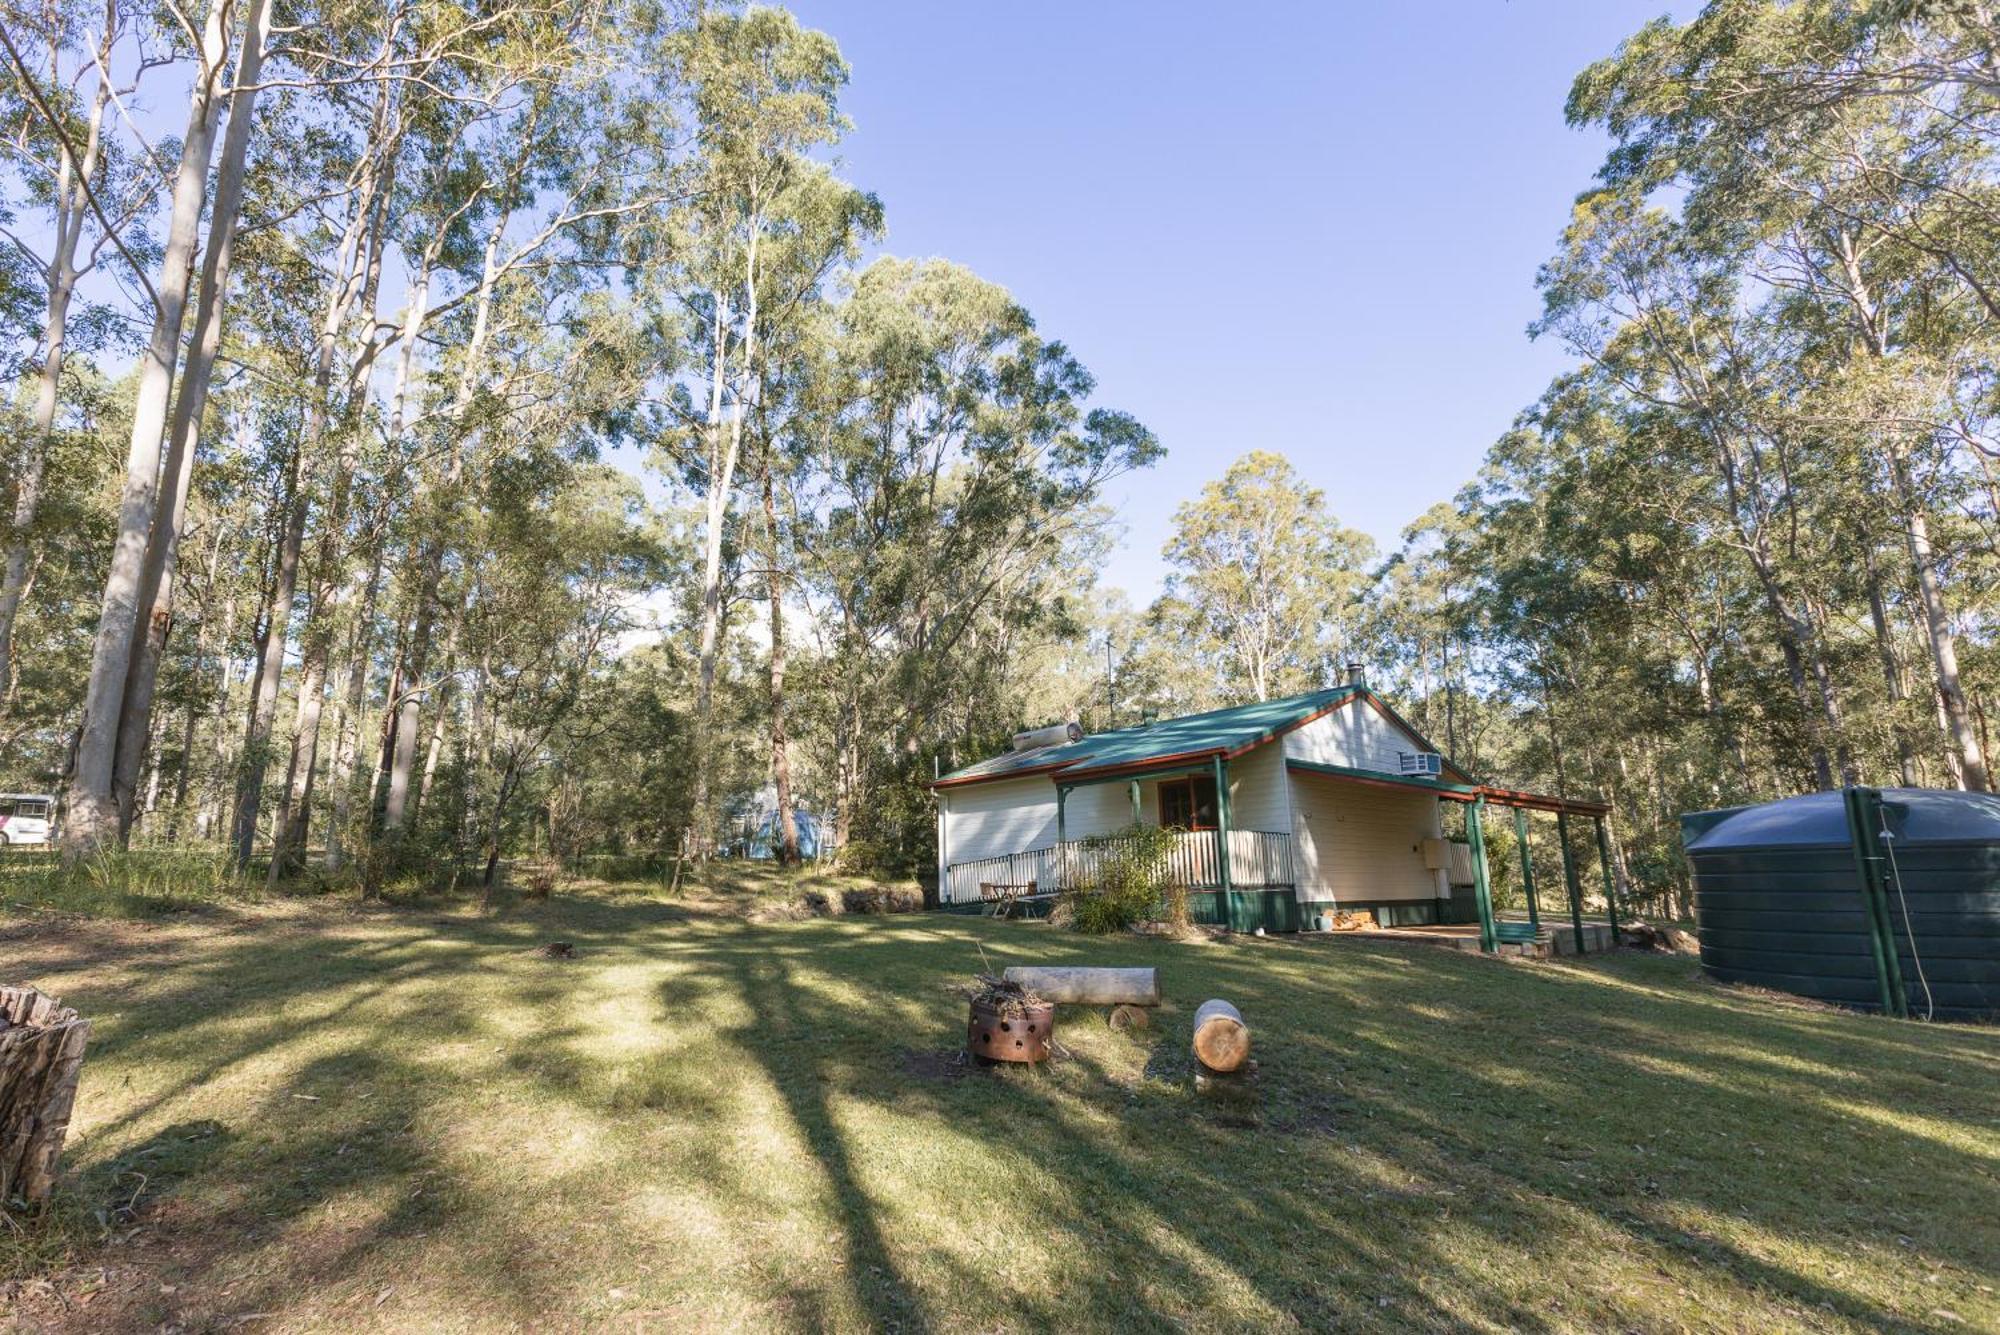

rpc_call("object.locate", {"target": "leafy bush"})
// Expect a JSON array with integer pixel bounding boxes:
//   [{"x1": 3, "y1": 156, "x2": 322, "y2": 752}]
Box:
[{"x1": 1060, "y1": 824, "x2": 1186, "y2": 934}]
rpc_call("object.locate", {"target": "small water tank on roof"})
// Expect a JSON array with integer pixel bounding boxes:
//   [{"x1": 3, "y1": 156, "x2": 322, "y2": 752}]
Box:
[
  {"x1": 1011, "y1": 721, "x2": 1084, "y2": 752},
  {"x1": 1681, "y1": 788, "x2": 2000, "y2": 1021}
]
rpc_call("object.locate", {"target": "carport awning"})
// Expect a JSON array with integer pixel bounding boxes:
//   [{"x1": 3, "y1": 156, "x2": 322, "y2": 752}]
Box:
[{"x1": 1285, "y1": 760, "x2": 1608, "y2": 817}]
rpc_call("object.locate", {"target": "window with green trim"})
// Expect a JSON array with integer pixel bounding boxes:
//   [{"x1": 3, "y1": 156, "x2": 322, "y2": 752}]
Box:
[{"x1": 1159, "y1": 775, "x2": 1218, "y2": 830}]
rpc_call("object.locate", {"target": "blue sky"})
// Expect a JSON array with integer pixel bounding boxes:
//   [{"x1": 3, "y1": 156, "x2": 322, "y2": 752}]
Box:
[{"x1": 784, "y1": 0, "x2": 1676, "y2": 601}]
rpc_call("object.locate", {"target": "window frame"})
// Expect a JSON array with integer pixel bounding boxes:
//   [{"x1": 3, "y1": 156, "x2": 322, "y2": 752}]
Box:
[{"x1": 1157, "y1": 774, "x2": 1219, "y2": 831}]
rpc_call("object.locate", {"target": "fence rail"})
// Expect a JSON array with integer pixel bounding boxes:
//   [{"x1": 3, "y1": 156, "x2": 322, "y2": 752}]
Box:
[{"x1": 943, "y1": 828, "x2": 1294, "y2": 905}]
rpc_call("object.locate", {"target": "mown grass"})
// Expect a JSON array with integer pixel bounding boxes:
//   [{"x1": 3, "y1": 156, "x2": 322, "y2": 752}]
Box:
[{"x1": 1, "y1": 878, "x2": 1995, "y2": 1332}]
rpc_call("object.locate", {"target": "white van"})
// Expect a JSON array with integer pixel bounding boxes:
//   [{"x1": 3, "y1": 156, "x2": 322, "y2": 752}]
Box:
[{"x1": 0, "y1": 794, "x2": 54, "y2": 846}]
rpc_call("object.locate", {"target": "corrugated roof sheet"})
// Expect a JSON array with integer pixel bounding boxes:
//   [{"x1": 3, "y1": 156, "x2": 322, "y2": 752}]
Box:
[{"x1": 936, "y1": 686, "x2": 1358, "y2": 786}]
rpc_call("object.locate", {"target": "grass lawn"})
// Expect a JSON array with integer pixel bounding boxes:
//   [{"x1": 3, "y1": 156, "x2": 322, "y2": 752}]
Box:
[{"x1": 2, "y1": 869, "x2": 1996, "y2": 1332}]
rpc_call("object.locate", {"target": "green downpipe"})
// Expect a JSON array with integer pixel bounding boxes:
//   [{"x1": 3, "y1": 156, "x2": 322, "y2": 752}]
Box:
[
  {"x1": 1468, "y1": 798, "x2": 1497, "y2": 953},
  {"x1": 1557, "y1": 809, "x2": 1587, "y2": 955},
  {"x1": 1843, "y1": 786, "x2": 1909, "y2": 1018}
]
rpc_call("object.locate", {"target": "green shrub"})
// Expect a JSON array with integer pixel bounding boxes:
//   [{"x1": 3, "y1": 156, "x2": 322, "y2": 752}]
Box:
[{"x1": 1060, "y1": 824, "x2": 1186, "y2": 934}]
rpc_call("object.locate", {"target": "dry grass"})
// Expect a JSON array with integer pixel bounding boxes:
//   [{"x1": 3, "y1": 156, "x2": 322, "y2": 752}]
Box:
[{"x1": 0, "y1": 874, "x2": 1995, "y2": 1332}]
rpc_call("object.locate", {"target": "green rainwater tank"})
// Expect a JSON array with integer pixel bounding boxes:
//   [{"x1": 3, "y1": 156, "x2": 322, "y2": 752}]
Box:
[{"x1": 1681, "y1": 789, "x2": 2000, "y2": 1021}]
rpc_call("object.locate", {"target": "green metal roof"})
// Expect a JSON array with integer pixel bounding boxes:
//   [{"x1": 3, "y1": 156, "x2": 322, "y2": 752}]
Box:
[{"x1": 936, "y1": 686, "x2": 1360, "y2": 787}]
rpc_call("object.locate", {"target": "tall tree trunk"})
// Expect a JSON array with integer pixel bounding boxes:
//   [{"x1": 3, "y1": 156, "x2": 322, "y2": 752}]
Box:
[
  {"x1": 112, "y1": 0, "x2": 274, "y2": 840},
  {"x1": 228, "y1": 95, "x2": 384, "y2": 865},
  {"x1": 760, "y1": 455, "x2": 798, "y2": 863},
  {"x1": 686, "y1": 187, "x2": 772, "y2": 864},
  {"x1": 231, "y1": 441, "x2": 308, "y2": 868},
  {"x1": 373, "y1": 617, "x2": 412, "y2": 817},
  {"x1": 139, "y1": 713, "x2": 163, "y2": 832},
  {"x1": 200, "y1": 566, "x2": 240, "y2": 841},
  {"x1": 265, "y1": 654, "x2": 326, "y2": 889},
  {"x1": 0, "y1": 2, "x2": 113, "y2": 701},
  {"x1": 168, "y1": 685, "x2": 200, "y2": 841},
  {"x1": 685, "y1": 286, "x2": 735, "y2": 861},
  {"x1": 167, "y1": 526, "x2": 227, "y2": 842},
  {"x1": 1892, "y1": 448, "x2": 1988, "y2": 790},
  {"x1": 266, "y1": 85, "x2": 397, "y2": 875},
  {"x1": 1864, "y1": 544, "x2": 1919, "y2": 787},
  {"x1": 65, "y1": 3, "x2": 231, "y2": 857},
  {"x1": 1833, "y1": 232, "x2": 1986, "y2": 790},
  {"x1": 327, "y1": 539, "x2": 384, "y2": 872},
  {"x1": 418, "y1": 645, "x2": 457, "y2": 819},
  {"x1": 1802, "y1": 595, "x2": 1858, "y2": 787},
  {"x1": 382, "y1": 188, "x2": 517, "y2": 838}
]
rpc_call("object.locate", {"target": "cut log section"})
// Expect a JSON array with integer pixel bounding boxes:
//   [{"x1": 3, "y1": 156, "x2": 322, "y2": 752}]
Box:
[
  {"x1": 0, "y1": 986, "x2": 92, "y2": 1204},
  {"x1": 1001, "y1": 966, "x2": 1159, "y2": 1007},
  {"x1": 1191, "y1": 998, "x2": 1251, "y2": 1073},
  {"x1": 1108, "y1": 1004, "x2": 1150, "y2": 1031}
]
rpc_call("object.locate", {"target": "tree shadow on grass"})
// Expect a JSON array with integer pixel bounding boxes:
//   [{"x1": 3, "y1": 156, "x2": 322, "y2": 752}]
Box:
[
  {"x1": 5, "y1": 896, "x2": 1995, "y2": 1330},
  {"x1": 644, "y1": 915, "x2": 1997, "y2": 1329}
]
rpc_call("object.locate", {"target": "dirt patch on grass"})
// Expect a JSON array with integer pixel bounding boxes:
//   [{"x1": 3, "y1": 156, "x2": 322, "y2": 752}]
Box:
[{"x1": 897, "y1": 1048, "x2": 970, "y2": 1082}]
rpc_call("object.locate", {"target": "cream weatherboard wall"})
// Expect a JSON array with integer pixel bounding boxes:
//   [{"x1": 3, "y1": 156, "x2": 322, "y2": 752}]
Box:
[
  {"x1": 1058, "y1": 780, "x2": 1143, "y2": 840},
  {"x1": 1287, "y1": 768, "x2": 1446, "y2": 906},
  {"x1": 1282, "y1": 700, "x2": 1430, "y2": 773},
  {"x1": 1225, "y1": 742, "x2": 1290, "y2": 834},
  {"x1": 937, "y1": 775, "x2": 1057, "y2": 884}
]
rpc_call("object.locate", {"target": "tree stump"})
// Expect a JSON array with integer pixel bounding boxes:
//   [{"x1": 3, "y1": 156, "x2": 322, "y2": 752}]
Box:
[{"x1": 1, "y1": 986, "x2": 91, "y2": 1205}]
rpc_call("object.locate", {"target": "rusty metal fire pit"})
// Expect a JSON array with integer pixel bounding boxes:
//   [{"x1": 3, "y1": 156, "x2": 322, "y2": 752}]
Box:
[{"x1": 968, "y1": 998, "x2": 1055, "y2": 1064}]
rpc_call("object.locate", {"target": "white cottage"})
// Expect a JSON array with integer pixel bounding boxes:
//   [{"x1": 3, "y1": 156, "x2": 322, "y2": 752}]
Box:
[{"x1": 931, "y1": 678, "x2": 1610, "y2": 935}]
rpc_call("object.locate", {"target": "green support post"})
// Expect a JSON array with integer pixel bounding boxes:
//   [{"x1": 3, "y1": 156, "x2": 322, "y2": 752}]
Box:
[
  {"x1": 1514, "y1": 806, "x2": 1539, "y2": 931},
  {"x1": 1467, "y1": 798, "x2": 1498, "y2": 953},
  {"x1": 1129, "y1": 780, "x2": 1141, "y2": 826},
  {"x1": 1557, "y1": 809, "x2": 1587, "y2": 955},
  {"x1": 1213, "y1": 755, "x2": 1234, "y2": 925},
  {"x1": 1593, "y1": 815, "x2": 1623, "y2": 948},
  {"x1": 1056, "y1": 785, "x2": 1068, "y2": 845}
]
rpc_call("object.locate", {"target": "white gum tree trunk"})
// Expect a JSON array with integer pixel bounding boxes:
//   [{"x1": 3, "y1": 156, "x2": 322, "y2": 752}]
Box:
[
  {"x1": 113, "y1": 0, "x2": 273, "y2": 838},
  {"x1": 65, "y1": 1, "x2": 232, "y2": 857}
]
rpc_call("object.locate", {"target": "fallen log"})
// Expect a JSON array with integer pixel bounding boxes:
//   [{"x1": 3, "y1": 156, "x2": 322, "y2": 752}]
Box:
[
  {"x1": 1191, "y1": 998, "x2": 1251, "y2": 1073},
  {"x1": 1, "y1": 986, "x2": 91, "y2": 1205},
  {"x1": 1001, "y1": 966, "x2": 1159, "y2": 1007}
]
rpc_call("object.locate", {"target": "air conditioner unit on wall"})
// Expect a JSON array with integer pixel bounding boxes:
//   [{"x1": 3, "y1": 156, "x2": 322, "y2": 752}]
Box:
[{"x1": 1399, "y1": 752, "x2": 1443, "y2": 777}]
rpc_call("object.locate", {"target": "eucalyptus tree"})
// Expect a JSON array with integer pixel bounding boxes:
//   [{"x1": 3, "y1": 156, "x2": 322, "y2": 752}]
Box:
[
  {"x1": 731, "y1": 168, "x2": 880, "y2": 863},
  {"x1": 642, "y1": 5, "x2": 852, "y2": 860},
  {"x1": 62, "y1": 0, "x2": 269, "y2": 857},
  {"x1": 1156, "y1": 450, "x2": 1376, "y2": 703},
  {"x1": 793, "y1": 256, "x2": 1159, "y2": 847},
  {"x1": 347, "y1": 0, "x2": 683, "y2": 863},
  {"x1": 461, "y1": 464, "x2": 665, "y2": 891},
  {"x1": 1566, "y1": 0, "x2": 1999, "y2": 787},
  {"x1": 1366, "y1": 503, "x2": 1477, "y2": 761},
  {"x1": 0, "y1": 0, "x2": 155, "y2": 701},
  {"x1": 1534, "y1": 194, "x2": 1860, "y2": 788}
]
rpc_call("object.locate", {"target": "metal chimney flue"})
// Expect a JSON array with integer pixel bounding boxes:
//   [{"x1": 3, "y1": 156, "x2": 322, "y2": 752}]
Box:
[{"x1": 1344, "y1": 662, "x2": 1367, "y2": 688}]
